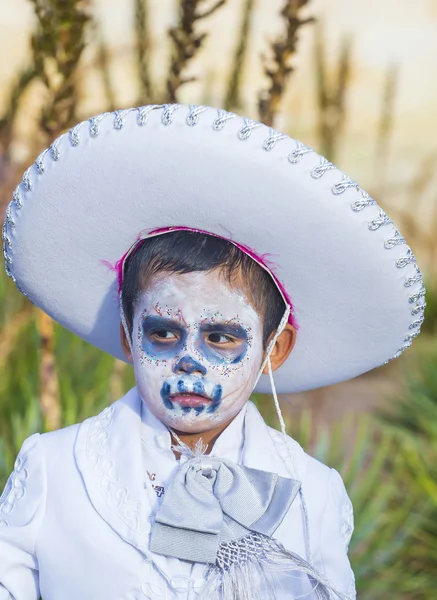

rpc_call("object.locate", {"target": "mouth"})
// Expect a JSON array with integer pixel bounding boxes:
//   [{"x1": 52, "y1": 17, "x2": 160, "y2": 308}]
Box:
[
  {"x1": 161, "y1": 379, "x2": 223, "y2": 414},
  {"x1": 169, "y1": 392, "x2": 212, "y2": 408}
]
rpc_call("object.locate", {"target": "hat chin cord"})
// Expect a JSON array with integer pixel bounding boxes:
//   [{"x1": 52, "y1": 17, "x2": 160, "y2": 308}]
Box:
[{"x1": 254, "y1": 306, "x2": 314, "y2": 566}]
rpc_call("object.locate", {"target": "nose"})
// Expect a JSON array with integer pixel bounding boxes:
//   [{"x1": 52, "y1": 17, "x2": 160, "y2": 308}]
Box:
[{"x1": 173, "y1": 355, "x2": 207, "y2": 376}]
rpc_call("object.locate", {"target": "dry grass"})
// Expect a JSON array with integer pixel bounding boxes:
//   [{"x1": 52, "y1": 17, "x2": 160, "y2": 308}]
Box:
[
  {"x1": 258, "y1": 0, "x2": 314, "y2": 127},
  {"x1": 314, "y1": 22, "x2": 352, "y2": 162},
  {"x1": 94, "y1": 21, "x2": 117, "y2": 112},
  {"x1": 135, "y1": 0, "x2": 153, "y2": 104},
  {"x1": 30, "y1": 0, "x2": 92, "y2": 139},
  {"x1": 373, "y1": 63, "x2": 399, "y2": 193},
  {"x1": 15, "y1": 0, "x2": 93, "y2": 430},
  {"x1": 224, "y1": 0, "x2": 255, "y2": 112},
  {"x1": 166, "y1": 0, "x2": 227, "y2": 102}
]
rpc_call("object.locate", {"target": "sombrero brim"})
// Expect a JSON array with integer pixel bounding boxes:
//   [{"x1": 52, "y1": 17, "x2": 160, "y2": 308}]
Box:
[{"x1": 2, "y1": 104, "x2": 425, "y2": 393}]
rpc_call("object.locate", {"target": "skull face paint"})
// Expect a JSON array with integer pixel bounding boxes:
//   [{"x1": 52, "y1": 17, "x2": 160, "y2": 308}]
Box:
[{"x1": 132, "y1": 270, "x2": 265, "y2": 433}]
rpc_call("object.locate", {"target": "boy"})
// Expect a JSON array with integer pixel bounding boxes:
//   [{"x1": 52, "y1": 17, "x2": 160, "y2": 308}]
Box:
[{"x1": 0, "y1": 104, "x2": 425, "y2": 599}]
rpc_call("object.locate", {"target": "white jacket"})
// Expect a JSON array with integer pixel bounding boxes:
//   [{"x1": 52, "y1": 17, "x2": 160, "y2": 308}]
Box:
[{"x1": 0, "y1": 387, "x2": 356, "y2": 599}]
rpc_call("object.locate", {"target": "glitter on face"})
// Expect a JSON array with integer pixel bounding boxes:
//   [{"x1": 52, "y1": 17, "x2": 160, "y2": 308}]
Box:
[{"x1": 132, "y1": 271, "x2": 265, "y2": 433}]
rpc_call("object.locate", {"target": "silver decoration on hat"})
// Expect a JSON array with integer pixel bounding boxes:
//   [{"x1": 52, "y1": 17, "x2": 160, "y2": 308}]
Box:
[
  {"x1": 409, "y1": 316, "x2": 425, "y2": 329},
  {"x1": 396, "y1": 248, "x2": 416, "y2": 268},
  {"x1": 404, "y1": 266, "x2": 422, "y2": 287},
  {"x1": 136, "y1": 104, "x2": 160, "y2": 126},
  {"x1": 310, "y1": 157, "x2": 335, "y2": 179},
  {"x1": 186, "y1": 104, "x2": 209, "y2": 126},
  {"x1": 411, "y1": 302, "x2": 426, "y2": 316},
  {"x1": 114, "y1": 108, "x2": 135, "y2": 130},
  {"x1": 384, "y1": 230, "x2": 406, "y2": 249},
  {"x1": 2, "y1": 224, "x2": 11, "y2": 249},
  {"x1": 161, "y1": 104, "x2": 181, "y2": 126},
  {"x1": 332, "y1": 175, "x2": 359, "y2": 195},
  {"x1": 22, "y1": 167, "x2": 33, "y2": 191},
  {"x1": 368, "y1": 210, "x2": 392, "y2": 231},
  {"x1": 408, "y1": 283, "x2": 426, "y2": 304},
  {"x1": 263, "y1": 128, "x2": 288, "y2": 151},
  {"x1": 35, "y1": 149, "x2": 49, "y2": 174},
  {"x1": 212, "y1": 108, "x2": 236, "y2": 131},
  {"x1": 288, "y1": 141, "x2": 313, "y2": 164},
  {"x1": 12, "y1": 186, "x2": 22, "y2": 209},
  {"x1": 89, "y1": 112, "x2": 109, "y2": 138},
  {"x1": 350, "y1": 191, "x2": 377, "y2": 212},
  {"x1": 69, "y1": 122, "x2": 82, "y2": 147},
  {"x1": 5, "y1": 205, "x2": 14, "y2": 229},
  {"x1": 50, "y1": 134, "x2": 63, "y2": 161},
  {"x1": 238, "y1": 117, "x2": 262, "y2": 141}
]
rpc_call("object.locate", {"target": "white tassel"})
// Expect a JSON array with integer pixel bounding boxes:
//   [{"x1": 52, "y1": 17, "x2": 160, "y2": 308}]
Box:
[{"x1": 199, "y1": 533, "x2": 350, "y2": 600}]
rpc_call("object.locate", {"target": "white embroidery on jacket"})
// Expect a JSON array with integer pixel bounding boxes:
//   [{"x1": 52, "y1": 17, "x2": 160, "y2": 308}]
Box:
[
  {"x1": 341, "y1": 495, "x2": 354, "y2": 551},
  {"x1": 0, "y1": 454, "x2": 29, "y2": 527},
  {"x1": 86, "y1": 404, "x2": 142, "y2": 533}
]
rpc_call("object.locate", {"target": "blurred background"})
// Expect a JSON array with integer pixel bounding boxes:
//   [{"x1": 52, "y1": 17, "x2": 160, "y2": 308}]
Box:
[{"x1": 1, "y1": 0, "x2": 437, "y2": 597}]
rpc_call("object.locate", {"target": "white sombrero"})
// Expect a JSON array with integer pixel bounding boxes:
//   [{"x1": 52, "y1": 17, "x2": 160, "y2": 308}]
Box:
[{"x1": 2, "y1": 104, "x2": 426, "y2": 393}]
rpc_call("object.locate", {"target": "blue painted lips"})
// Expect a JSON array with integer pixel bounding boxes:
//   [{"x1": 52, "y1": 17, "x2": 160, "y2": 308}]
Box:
[{"x1": 160, "y1": 378, "x2": 223, "y2": 414}]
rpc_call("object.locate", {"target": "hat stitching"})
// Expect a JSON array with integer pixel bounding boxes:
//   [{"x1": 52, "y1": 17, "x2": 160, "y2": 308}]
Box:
[
  {"x1": 368, "y1": 209, "x2": 392, "y2": 230},
  {"x1": 137, "y1": 104, "x2": 161, "y2": 126},
  {"x1": 2, "y1": 103, "x2": 426, "y2": 364},
  {"x1": 332, "y1": 175, "x2": 359, "y2": 195},
  {"x1": 35, "y1": 148, "x2": 49, "y2": 174},
  {"x1": 89, "y1": 112, "x2": 110, "y2": 137},
  {"x1": 287, "y1": 140, "x2": 312, "y2": 163},
  {"x1": 262, "y1": 129, "x2": 288, "y2": 151},
  {"x1": 237, "y1": 117, "x2": 263, "y2": 141},
  {"x1": 50, "y1": 134, "x2": 63, "y2": 161},
  {"x1": 187, "y1": 104, "x2": 209, "y2": 126},
  {"x1": 310, "y1": 156, "x2": 335, "y2": 179},
  {"x1": 69, "y1": 123, "x2": 81, "y2": 147},
  {"x1": 351, "y1": 191, "x2": 377, "y2": 212},
  {"x1": 212, "y1": 108, "x2": 236, "y2": 131}
]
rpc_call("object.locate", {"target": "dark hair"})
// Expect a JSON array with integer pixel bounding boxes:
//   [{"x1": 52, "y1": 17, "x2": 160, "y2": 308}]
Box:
[{"x1": 121, "y1": 230, "x2": 286, "y2": 348}]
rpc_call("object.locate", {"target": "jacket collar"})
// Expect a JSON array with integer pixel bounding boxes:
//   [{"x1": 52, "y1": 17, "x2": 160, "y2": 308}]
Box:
[
  {"x1": 74, "y1": 387, "x2": 150, "y2": 554},
  {"x1": 74, "y1": 387, "x2": 304, "y2": 578}
]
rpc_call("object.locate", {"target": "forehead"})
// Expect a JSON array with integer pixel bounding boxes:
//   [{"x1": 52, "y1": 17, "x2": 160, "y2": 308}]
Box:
[{"x1": 136, "y1": 270, "x2": 260, "y2": 320}]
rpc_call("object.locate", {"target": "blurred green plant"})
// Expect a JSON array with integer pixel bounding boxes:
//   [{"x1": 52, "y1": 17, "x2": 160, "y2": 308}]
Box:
[
  {"x1": 378, "y1": 339, "x2": 437, "y2": 584},
  {"x1": 0, "y1": 269, "x2": 136, "y2": 482},
  {"x1": 422, "y1": 279, "x2": 437, "y2": 336},
  {"x1": 249, "y1": 395, "x2": 436, "y2": 598}
]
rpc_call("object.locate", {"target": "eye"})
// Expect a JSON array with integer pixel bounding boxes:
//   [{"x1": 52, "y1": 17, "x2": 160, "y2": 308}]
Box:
[
  {"x1": 208, "y1": 333, "x2": 235, "y2": 344},
  {"x1": 150, "y1": 329, "x2": 178, "y2": 341}
]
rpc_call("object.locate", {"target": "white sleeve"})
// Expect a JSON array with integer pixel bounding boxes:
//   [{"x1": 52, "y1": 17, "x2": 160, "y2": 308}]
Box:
[
  {"x1": 0, "y1": 433, "x2": 45, "y2": 600},
  {"x1": 318, "y1": 467, "x2": 356, "y2": 599}
]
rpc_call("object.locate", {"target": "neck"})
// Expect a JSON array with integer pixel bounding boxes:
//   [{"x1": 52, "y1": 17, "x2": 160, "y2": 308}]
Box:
[{"x1": 170, "y1": 415, "x2": 237, "y2": 458}]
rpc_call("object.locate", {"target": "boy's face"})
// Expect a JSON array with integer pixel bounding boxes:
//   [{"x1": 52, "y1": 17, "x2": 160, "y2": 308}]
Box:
[{"x1": 131, "y1": 270, "x2": 264, "y2": 433}]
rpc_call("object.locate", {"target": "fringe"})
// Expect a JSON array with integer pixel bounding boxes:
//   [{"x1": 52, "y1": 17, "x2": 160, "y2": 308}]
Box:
[{"x1": 198, "y1": 533, "x2": 351, "y2": 600}]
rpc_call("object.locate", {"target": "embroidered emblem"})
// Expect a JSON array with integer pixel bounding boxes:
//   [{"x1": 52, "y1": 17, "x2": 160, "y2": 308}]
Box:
[
  {"x1": 146, "y1": 470, "x2": 156, "y2": 481},
  {"x1": 0, "y1": 453, "x2": 29, "y2": 527},
  {"x1": 152, "y1": 485, "x2": 165, "y2": 498}
]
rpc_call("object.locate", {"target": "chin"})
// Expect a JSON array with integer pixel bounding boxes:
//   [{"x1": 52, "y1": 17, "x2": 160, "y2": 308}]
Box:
[{"x1": 162, "y1": 410, "x2": 227, "y2": 434}]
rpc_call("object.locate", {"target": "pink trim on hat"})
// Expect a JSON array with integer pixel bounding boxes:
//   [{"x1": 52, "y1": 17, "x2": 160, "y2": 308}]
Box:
[{"x1": 105, "y1": 226, "x2": 298, "y2": 329}]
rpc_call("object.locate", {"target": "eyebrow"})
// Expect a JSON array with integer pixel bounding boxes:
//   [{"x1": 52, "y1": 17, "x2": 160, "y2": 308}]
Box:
[
  {"x1": 199, "y1": 322, "x2": 248, "y2": 338},
  {"x1": 141, "y1": 315, "x2": 184, "y2": 330}
]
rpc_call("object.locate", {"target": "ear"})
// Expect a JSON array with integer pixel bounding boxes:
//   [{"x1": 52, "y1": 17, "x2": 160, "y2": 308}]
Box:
[
  {"x1": 119, "y1": 321, "x2": 133, "y2": 364},
  {"x1": 262, "y1": 323, "x2": 296, "y2": 375}
]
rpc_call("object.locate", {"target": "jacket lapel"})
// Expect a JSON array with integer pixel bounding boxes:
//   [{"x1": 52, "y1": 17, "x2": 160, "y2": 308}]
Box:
[
  {"x1": 74, "y1": 386, "x2": 191, "y2": 584},
  {"x1": 74, "y1": 387, "x2": 151, "y2": 554}
]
